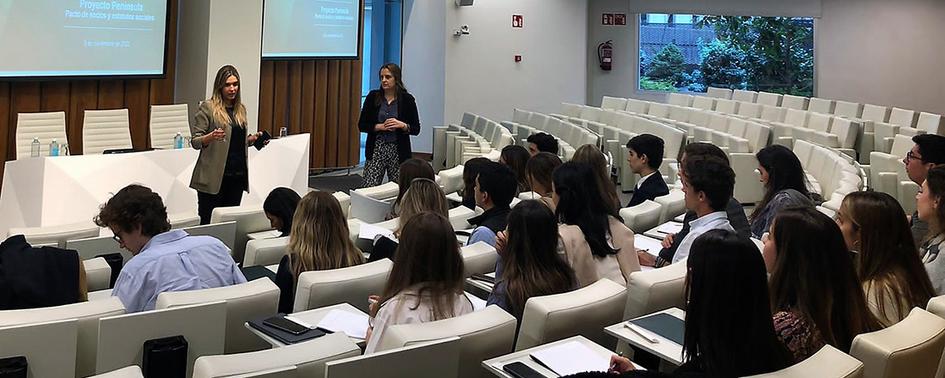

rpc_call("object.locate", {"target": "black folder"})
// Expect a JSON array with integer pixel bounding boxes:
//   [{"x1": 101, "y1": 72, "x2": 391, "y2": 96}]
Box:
[
  {"x1": 247, "y1": 315, "x2": 326, "y2": 345},
  {"x1": 627, "y1": 313, "x2": 685, "y2": 345}
]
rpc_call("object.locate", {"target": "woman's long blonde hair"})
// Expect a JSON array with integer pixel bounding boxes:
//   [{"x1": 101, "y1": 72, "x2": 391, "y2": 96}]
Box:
[
  {"x1": 288, "y1": 191, "x2": 364, "y2": 279},
  {"x1": 209, "y1": 65, "x2": 247, "y2": 127},
  {"x1": 395, "y1": 178, "x2": 448, "y2": 236}
]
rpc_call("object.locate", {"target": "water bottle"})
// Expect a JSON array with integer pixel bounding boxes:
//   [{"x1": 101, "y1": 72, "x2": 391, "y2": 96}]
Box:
[
  {"x1": 49, "y1": 139, "x2": 59, "y2": 157},
  {"x1": 30, "y1": 137, "x2": 40, "y2": 157},
  {"x1": 174, "y1": 132, "x2": 184, "y2": 149},
  {"x1": 279, "y1": 127, "x2": 288, "y2": 138},
  {"x1": 60, "y1": 143, "x2": 69, "y2": 156}
]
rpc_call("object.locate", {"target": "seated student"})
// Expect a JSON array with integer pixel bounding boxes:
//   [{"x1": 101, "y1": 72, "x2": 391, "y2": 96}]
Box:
[
  {"x1": 526, "y1": 132, "x2": 559, "y2": 157},
  {"x1": 572, "y1": 144, "x2": 621, "y2": 213},
  {"x1": 525, "y1": 152, "x2": 562, "y2": 211},
  {"x1": 650, "y1": 143, "x2": 751, "y2": 267},
  {"x1": 94, "y1": 184, "x2": 246, "y2": 312},
  {"x1": 905, "y1": 134, "x2": 945, "y2": 243},
  {"x1": 488, "y1": 200, "x2": 576, "y2": 320},
  {"x1": 263, "y1": 187, "x2": 301, "y2": 237},
  {"x1": 0, "y1": 235, "x2": 88, "y2": 309},
  {"x1": 500, "y1": 145, "x2": 531, "y2": 193},
  {"x1": 918, "y1": 166, "x2": 945, "y2": 294},
  {"x1": 836, "y1": 191, "x2": 935, "y2": 326},
  {"x1": 554, "y1": 162, "x2": 639, "y2": 287},
  {"x1": 370, "y1": 178, "x2": 449, "y2": 262},
  {"x1": 764, "y1": 207, "x2": 879, "y2": 362},
  {"x1": 625, "y1": 134, "x2": 669, "y2": 208},
  {"x1": 461, "y1": 157, "x2": 491, "y2": 210},
  {"x1": 750, "y1": 145, "x2": 814, "y2": 238},
  {"x1": 600, "y1": 230, "x2": 792, "y2": 377},
  {"x1": 365, "y1": 212, "x2": 474, "y2": 353},
  {"x1": 467, "y1": 162, "x2": 517, "y2": 246},
  {"x1": 274, "y1": 191, "x2": 364, "y2": 313},
  {"x1": 389, "y1": 158, "x2": 435, "y2": 218}
]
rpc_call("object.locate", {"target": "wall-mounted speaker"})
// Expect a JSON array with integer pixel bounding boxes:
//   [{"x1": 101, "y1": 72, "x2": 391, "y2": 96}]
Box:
[{"x1": 455, "y1": 0, "x2": 474, "y2": 6}]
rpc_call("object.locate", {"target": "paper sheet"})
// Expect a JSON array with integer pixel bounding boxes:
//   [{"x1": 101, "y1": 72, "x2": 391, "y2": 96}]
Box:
[
  {"x1": 358, "y1": 223, "x2": 395, "y2": 241},
  {"x1": 316, "y1": 309, "x2": 369, "y2": 339},
  {"x1": 530, "y1": 340, "x2": 609, "y2": 376},
  {"x1": 466, "y1": 292, "x2": 487, "y2": 311},
  {"x1": 634, "y1": 235, "x2": 663, "y2": 256},
  {"x1": 656, "y1": 222, "x2": 684, "y2": 235}
]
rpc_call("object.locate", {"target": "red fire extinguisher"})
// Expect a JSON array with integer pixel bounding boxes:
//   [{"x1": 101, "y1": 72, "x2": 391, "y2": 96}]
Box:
[{"x1": 598, "y1": 40, "x2": 613, "y2": 71}]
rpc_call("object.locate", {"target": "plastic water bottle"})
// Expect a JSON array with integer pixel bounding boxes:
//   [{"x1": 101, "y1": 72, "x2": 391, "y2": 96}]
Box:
[
  {"x1": 30, "y1": 137, "x2": 40, "y2": 157},
  {"x1": 49, "y1": 139, "x2": 59, "y2": 157},
  {"x1": 279, "y1": 127, "x2": 288, "y2": 138},
  {"x1": 174, "y1": 132, "x2": 184, "y2": 149},
  {"x1": 60, "y1": 143, "x2": 69, "y2": 156}
]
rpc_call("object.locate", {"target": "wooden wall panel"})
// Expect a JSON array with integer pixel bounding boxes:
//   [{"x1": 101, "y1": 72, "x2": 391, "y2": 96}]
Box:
[{"x1": 314, "y1": 61, "x2": 329, "y2": 168}]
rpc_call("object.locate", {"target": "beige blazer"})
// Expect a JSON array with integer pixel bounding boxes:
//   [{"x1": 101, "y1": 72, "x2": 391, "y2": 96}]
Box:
[
  {"x1": 558, "y1": 216, "x2": 640, "y2": 287},
  {"x1": 189, "y1": 101, "x2": 249, "y2": 195}
]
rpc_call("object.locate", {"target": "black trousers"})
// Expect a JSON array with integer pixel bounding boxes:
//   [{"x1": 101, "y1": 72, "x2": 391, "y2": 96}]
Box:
[{"x1": 198, "y1": 174, "x2": 246, "y2": 225}]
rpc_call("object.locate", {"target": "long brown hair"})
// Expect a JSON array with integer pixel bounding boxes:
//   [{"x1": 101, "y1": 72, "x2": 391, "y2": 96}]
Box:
[
  {"x1": 526, "y1": 152, "x2": 562, "y2": 196},
  {"x1": 372, "y1": 212, "x2": 466, "y2": 319},
  {"x1": 501, "y1": 200, "x2": 576, "y2": 318},
  {"x1": 841, "y1": 191, "x2": 935, "y2": 321},
  {"x1": 208, "y1": 65, "x2": 247, "y2": 127},
  {"x1": 768, "y1": 207, "x2": 880, "y2": 351},
  {"x1": 396, "y1": 178, "x2": 448, "y2": 236},
  {"x1": 393, "y1": 158, "x2": 435, "y2": 212},
  {"x1": 571, "y1": 144, "x2": 620, "y2": 212},
  {"x1": 287, "y1": 191, "x2": 364, "y2": 279}
]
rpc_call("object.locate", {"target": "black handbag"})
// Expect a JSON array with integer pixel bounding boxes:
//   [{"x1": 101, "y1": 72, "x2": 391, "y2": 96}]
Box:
[
  {"x1": 142, "y1": 335, "x2": 188, "y2": 378},
  {"x1": 0, "y1": 356, "x2": 27, "y2": 378}
]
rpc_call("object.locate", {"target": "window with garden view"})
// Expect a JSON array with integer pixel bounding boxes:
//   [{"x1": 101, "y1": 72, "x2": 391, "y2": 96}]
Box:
[{"x1": 639, "y1": 13, "x2": 814, "y2": 97}]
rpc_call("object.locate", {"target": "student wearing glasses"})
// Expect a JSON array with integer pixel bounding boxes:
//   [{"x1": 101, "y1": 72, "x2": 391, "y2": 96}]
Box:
[{"x1": 904, "y1": 134, "x2": 945, "y2": 243}]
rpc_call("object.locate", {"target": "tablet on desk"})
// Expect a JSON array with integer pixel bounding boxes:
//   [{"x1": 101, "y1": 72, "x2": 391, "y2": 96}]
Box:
[{"x1": 628, "y1": 312, "x2": 685, "y2": 345}]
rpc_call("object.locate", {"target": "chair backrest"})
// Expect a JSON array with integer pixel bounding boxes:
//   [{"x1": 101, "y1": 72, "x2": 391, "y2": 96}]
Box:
[
  {"x1": 850, "y1": 307, "x2": 945, "y2": 378},
  {"x1": 759, "y1": 105, "x2": 787, "y2": 123},
  {"x1": 0, "y1": 318, "x2": 79, "y2": 378},
  {"x1": 745, "y1": 345, "x2": 864, "y2": 378},
  {"x1": 349, "y1": 189, "x2": 394, "y2": 224},
  {"x1": 0, "y1": 297, "x2": 125, "y2": 377},
  {"x1": 831, "y1": 118, "x2": 860, "y2": 149},
  {"x1": 626, "y1": 98, "x2": 649, "y2": 114},
  {"x1": 780, "y1": 95, "x2": 809, "y2": 110},
  {"x1": 379, "y1": 306, "x2": 516, "y2": 378},
  {"x1": 461, "y1": 242, "x2": 498, "y2": 278},
  {"x1": 155, "y1": 278, "x2": 280, "y2": 353},
  {"x1": 666, "y1": 93, "x2": 692, "y2": 107},
  {"x1": 96, "y1": 301, "x2": 227, "y2": 378},
  {"x1": 67, "y1": 235, "x2": 128, "y2": 261},
  {"x1": 917, "y1": 112, "x2": 944, "y2": 135},
  {"x1": 861, "y1": 104, "x2": 891, "y2": 123},
  {"x1": 714, "y1": 98, "x2": 739, "y2": 114},
  {"x1": 89, "y1": 366, "x2": 145, "y2": 378},
  {"x1": 706, "y1": 87, "x2": 732, "y2": 99},
  {"x1": 737, "y1": 102, "x2": 762, "y2": 118},
  {"x1": 808, "y1": 97, "x2": 836, "y2": 114},
  {"x1": 928, "y1": 295, "x2": 945, "y2": 320},
  {"x1": 623, "y1": 262, "x2": 687, "y2": 319},
  {"x1": 82, "y1": 109, "x2": 132, "y2": 154},
  {"x1": 618, "y1": 200, "x2": 662, "y2": 233},
  {"x1": 654, "y1": 190, "x2": 686, "y2": 224},
  {"x1": 210, "y1": 205, "x2": 272, "y2": 263},
  {"x1": 732, "y1": 89, "x2": 758, "y2": 103},
  {"x1": 463, "y1": 112, "x2": 479, "y2": 128},
  {"x1": 244, "y1": 236, "x2": 289, "y2": 267},
  {"x1": 515, "y1": 278, "x2": 627, "y2": 351},
  {"x1": 835, "y1": 101, "x2": 864, "y2": 119},
  {"x1": 647, "y1": 103, "x2": 670, "y2": 119},
  {"x1": 888, "y1": 107, "x2": 918, "y2": 129},
  {"x1": 783, "y1": 109, "x2": 810, "y2": 128},
  {"x1": 353, "y1": 181, "x2": 399, "y2": 200},
  {"x1": 324, "y1": 337, "x2": 461, "y2": 378},
  {"x1": 149, "y1": 104, "x2": 190, "y2": 149},
  {"x1": 169, "y1": 212, "x2": 202, "y2": 229},
  {"x1": 8, "y1": 221, "x2": 101, "y2": 248},
  {"x1": 15, "y1": 111, "x2": 68, "y2": 159},
  {"x1": 691, "y1": 96, "x2": 716, "y2": 111},
  {"x1": 294, "y1": 259, "x2": 393, "y2": 313},
  {"x1": 192, "y1": 333, "x2": 360, "y2": 378},
  {"x1": 807, "y1": 113, "x2": 833, "y2": 133},
  {"x1": 600, "y1": 96, "x2": 628, "y2": 111},
  {"x1": 755, "y1": 92, "x2": 783, "y2": 107},
  {"x1": 181, "y1": 221, "x2": 238, "y2": 252},
  {"x1": 889, "y1": 134, "x2": 915, "y2": 158}
]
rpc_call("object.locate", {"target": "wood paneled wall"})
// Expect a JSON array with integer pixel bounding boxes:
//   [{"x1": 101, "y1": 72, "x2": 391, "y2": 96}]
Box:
[{"x1": 257, "y1": 59, "x2": 363, "y2": 169}]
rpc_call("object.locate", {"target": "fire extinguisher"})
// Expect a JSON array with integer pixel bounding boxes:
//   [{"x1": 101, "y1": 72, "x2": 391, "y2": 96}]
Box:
[{"x1": 598, "y1": 40, "x2": 613, "y2": 71}]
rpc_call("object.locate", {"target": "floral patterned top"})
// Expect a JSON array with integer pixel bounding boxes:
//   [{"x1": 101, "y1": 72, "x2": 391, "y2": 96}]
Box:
[{"x1": 773, "y1": 310, "x2": 826, "y2": 362}]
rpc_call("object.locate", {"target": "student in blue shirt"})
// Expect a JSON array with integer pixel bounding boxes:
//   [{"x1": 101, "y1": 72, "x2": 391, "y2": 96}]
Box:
[
  {"x1": 93, "y1": 184, "x2": 246, "y2": 312},
  {"x1": 466, "y1": 162, "x2": 517, "y2": 247}
]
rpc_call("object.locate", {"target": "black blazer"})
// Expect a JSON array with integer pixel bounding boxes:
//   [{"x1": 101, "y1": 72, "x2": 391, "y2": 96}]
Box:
[
  {"x1": 0, "y1": 235, "x2": 81, "y2": 310},
  {"x1": 357, "y1": 89, "x2": 421, "y2": 162},
  {"x1": 627, "y1": 172, "x2": 670, "y2": 207}
]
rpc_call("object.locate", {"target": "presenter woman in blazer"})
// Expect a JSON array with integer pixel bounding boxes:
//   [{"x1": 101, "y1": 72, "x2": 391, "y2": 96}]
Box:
[
  {"x1": 190, "y1": 65, "x2": 265, "y2": 224},
  {"x1": 358, "y1": 63, "x2": 421, "y2": 187}
]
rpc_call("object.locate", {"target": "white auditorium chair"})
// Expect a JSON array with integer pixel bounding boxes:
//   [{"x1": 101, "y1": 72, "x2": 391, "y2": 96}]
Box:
[
  {"x1": 515, "y1": 278, "x2": 627, "y2": 351},
  {"x1": 155, "y1": 278, "x2": 280, "y2": 353},
  {"x1": 623, "y1": 262, "x2": 688, "y2": 319},
  {"x1": 353, "y1": 181, "x2": 399, "y2": 200},
  {"x1": 294, "y1": 258, "x2": 393, "y2": 313},
  {"x1": 168, "y1": 211, "x2": 201, "y2": 229},
  {"x1": 666, "y1": 93, "x2": 692, "y2": 107},
  {"x1": 67, "y1": 235, "x2": 126, "y2": 261},
  {"x1": 927, "y1": 295, "x2": 945, "y2": 320},
  {"x1": 462, "y1": 241, "x2": 498, "y2": 278},
  {"x1": 780, "y1": 94, "x2": 809, "y2": 110},
  {"x1": 192, "y1": 333, "x2": 361, "y2": 378},
  {"x1": 182, "y1": 221, "x2": 238, "y2": 254},
  {"x1": 0, "y1": 318, "x2": 79, "y2": 378},
  {"x1": 244, "y1": 236, "x2": 289, "y2": 267},
  {"x1": 326, "y1": 337, "x2": 461, "y2": 378},
  {"x1": 84, "y1": 257, "x2": 113, "y2": 291},
  {"x1": 691, "y1": 95, "x2": 716, "y2": 111},
  {"x1": 82, "y1": 109, "x2": 132, "y2": 154},
  {"x1": 448, "y1": 205, "x2": 477, "y2": 231},
  {"x1": 808, "y1": 97, "x2": 836, "y2": 114},
  {"x1": 210, "y1": 205, "x2": 272, "y2": 264},
  {"x1": 755, "y1": 92, "x2": 783, "y2": 107},
  {"x1": 95, "y1": 301, "x2": 226, "y2": 377},
  {"x1": 835, "y1": 101, "x2": 864, "y2": 119},
  {"x1": 601, "y1": 96, "x2": 628, "y2": 111},
  {"x1": 917, "y1": 112, "x2": 944, "y2": 136},
  {"x1": 377, "y1": 306, "x2": 517, "y2": 378},
  {"x1": 745, "y1": 345, "x2": 863, "y2": 378},
  {"x1": 15, "y1": 111, "x2": 68, "y2": 159},
  {"x1": 618, "y1": 200, "x2": 662, "y2": 233},
  {"x1": 89, "y1": 366, "x2": 145, "y2": 378},
  {"x1": 333, "y1": 191, "x2": 351, "y2": 218},
  {"x1": 731, "y1": 89, "x2": 758, "y2": 103},
  {"x1": 148, "y1": 104, "x2": 190, "y2": 149},
  {"x1": 654, "y1": 190, "x2": 686, "y2": 224},
  {"x1": 7, "y1": 221, "x2": 101, "y2": 248},
  {"x1": 437, "y1": 164, "x2": 465, "y2": 194},
  {"x1": 888, "y1": 107, "x2": 919, "y2": 130},
  {"x1": 705, "y1": 87, "x2": 733, "y2": 99},
  {"x1": 849, "y1": 308, "x2": 945, "y2": 378},
  {"x1": 714, "y1": 98, "x2": 740, "y2": 114},
  {"x1": 0, "y1": 297, "x2": 125, "y2": 378}
]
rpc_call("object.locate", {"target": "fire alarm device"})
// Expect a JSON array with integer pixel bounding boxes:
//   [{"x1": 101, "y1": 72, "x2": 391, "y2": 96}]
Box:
[
  {"x1": 512, "y1": 15, "x2": 523, "y2": 28},
  {"x1": 514, "y1": 55, "x2": 522, "y2": 62}
]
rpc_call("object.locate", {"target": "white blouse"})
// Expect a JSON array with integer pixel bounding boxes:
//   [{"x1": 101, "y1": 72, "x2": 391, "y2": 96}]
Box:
[{"x1": 364, "y1": 286, "x2": 474, "y2": 353}]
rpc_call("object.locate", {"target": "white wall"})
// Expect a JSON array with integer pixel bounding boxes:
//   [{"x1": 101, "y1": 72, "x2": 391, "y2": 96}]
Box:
[
  {"x1": 402, "y1": 0, "x2": 447, "y2": 154},
  {"x1": 174, "y1": 0, "x2": 210, "y2": 119}
]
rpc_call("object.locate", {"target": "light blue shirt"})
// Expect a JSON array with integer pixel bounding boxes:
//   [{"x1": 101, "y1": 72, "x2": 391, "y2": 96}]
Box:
[
  {"x1": 467, "y1": 226, "x2": 497, "y2": 247},
  {"x1": 672, "y1": 211, "x2": 734, "y2": 264},
  {"x1": 112, "y1": 230, "x2": 247, "y2": 312}
]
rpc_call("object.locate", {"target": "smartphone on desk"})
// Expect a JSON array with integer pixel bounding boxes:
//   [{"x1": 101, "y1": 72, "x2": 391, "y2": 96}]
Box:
[
  {"x1": 263, "y1": 315, "x2": 309, "y2": 335},
  {"x1": 503, "y1": 362, "x2": 546, "y2": 378}
]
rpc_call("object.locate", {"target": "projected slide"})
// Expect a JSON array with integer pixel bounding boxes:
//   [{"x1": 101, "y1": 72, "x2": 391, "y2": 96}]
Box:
[
  {"x1": 263, "y1": 0, "x2": 361, "y2": 59},
  {"x1": 0, "y1": 0, "x2": 168, "y2": 78}
]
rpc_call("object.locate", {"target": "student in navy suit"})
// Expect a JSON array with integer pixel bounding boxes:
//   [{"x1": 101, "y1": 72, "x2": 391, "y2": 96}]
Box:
[{"x1": 626, "y1": 134, "x2": 670, "y2": 207}]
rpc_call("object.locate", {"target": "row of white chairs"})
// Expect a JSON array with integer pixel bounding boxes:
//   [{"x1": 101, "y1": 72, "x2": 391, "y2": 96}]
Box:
[
  {"x1": 14, "y1": 104, "x2": 191, "y2": 158},
  {"x1": 432, "y1": 113, "x2": 514, "y2": 172},
  {"x1": 502, "y1": 109, "x2": 600, "y2": 160},
  {"x1": 793, "y1": 140, "x2": 864, "y2": 212},
  {"x1": 868, "y1": 135, "x2": 920, "y2": 215}
]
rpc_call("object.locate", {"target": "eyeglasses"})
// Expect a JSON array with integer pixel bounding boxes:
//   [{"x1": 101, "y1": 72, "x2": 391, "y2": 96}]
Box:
[
  {"x1": 905, "y1": 150, "x2": 924, "y2": 164},
  {"x1": 111, "y1": 234, "x2": 122, "y2": 244}
]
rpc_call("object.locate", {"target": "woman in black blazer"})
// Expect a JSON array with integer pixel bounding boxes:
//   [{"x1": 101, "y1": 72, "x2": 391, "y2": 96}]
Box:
[{"x1": 358, "y1": 63, "x2": 421, "y2": 187}]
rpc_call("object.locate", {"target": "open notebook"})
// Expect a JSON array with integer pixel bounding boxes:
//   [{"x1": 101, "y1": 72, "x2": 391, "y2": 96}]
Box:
[{"x1": 529, "y1": 341, "x2": 609, "y2": 376}]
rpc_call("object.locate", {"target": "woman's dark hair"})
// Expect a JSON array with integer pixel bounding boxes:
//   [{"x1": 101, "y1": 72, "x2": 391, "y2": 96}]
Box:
[
  {"x1": 502, "y1": 200, "x2": 576, "y2": 318},
  {"x1": 684, "y1": 229, "x2": 792, "y2": 376},
  {"x1": 94, "y1": 184, "x2": 171, "y2": 237},
  {"x1": 927, "y1": 166, "x2": 945, "y2": 236},
  {"x1": 526, "y1": 152, "x2": 562, "y2": 196},
  {"x1": 553, "y1": 162, "x2": 620, "y2": 257},
  {"x1": 373, "y1": 212, "x2": 466, "y2": 319},
  {"x1": 500, "y1": 145, "x2": 530, "y2": 192},
  {"x1": 751, "y1": 145, "x2": 810, "y2": 221},
  {"x1": 263, "y1": 187, "x2": 301, "y2": 235},
  {"x1": 768, "y1": 207, "x2": 880, "y2": 351},
  {"x1": 462, "y1": 157, "x2": 492, "y2": 209},
  {"x1": 375, "y1": 63, "x2": 408, "y2": 106},
  {"x1": 394, "y1": 158, "x2": 435, "y2": 212},
  {"x1": 571, "y1": 144, "x2": 620, "y2": 213},
  {"x1": 841, "y1": 191, "x2": 935, "y2": 321}
]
